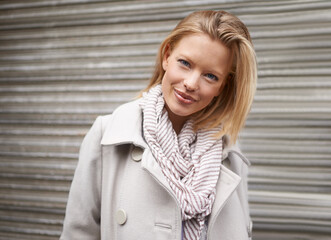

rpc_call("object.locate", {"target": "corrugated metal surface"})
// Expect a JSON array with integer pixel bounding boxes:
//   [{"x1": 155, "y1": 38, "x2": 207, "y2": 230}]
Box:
[{"x1": 0, "y1": 0, "x2": 330, "y2": 239}]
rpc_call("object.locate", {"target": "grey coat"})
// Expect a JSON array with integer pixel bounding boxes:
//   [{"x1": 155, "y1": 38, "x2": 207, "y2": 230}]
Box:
[{"x1": 60, "y1": 99, "x2": 252, "y2": 240}]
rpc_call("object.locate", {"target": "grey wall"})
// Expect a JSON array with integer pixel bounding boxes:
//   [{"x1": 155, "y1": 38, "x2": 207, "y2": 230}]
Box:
[{"x1": 0, "y1": 0, "x2": 330, "y2": 239}]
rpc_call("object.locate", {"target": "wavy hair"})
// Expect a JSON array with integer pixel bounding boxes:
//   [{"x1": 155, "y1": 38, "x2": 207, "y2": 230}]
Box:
[{"x1": 142, "y1": 10, "x2": 257, "y2": 143}]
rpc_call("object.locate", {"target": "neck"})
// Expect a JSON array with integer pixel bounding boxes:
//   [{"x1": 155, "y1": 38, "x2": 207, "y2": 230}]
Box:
[{"x1": 165, "y1": 106, "x2": 188, "y2": 135}]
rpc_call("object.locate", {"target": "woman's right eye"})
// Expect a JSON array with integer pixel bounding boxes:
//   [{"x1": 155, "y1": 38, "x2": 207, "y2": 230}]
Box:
[{"x1": 178, "y1": 59, "x2": 190, "y2": 68}]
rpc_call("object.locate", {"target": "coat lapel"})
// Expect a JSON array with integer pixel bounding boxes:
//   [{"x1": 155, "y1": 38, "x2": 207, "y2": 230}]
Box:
[
  {"x1": 100, "y1": 99, "x2": 147, "y2": 149},
  {"x1": 209, "y1": 164, "x2": 241, "y2": 223},
  {"x1": 140, "y1": 149, "x2": 173, "y2": 195},
  {"x1": 100, "y1": 100, "x2": 172, "y2": 193}
]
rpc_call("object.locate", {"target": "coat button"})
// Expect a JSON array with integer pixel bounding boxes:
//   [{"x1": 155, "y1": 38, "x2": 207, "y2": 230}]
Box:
[
  {"x1": 116, "y1": 209, "x2": 127, "y2": 225},
  {"x1": 131, "y1": 146, "x2": 143, "y2": 162}
]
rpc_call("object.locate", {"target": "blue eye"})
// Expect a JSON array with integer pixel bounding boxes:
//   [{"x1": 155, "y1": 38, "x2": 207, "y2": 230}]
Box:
[
  {"x1": 178, "y1": 59, "x2": 190, "y2": 68},
  {"x1": 205, "y1": 73, "x2": 218, "y2": 81}
]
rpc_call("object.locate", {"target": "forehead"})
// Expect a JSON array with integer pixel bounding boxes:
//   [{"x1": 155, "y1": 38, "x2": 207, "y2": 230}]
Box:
[{"x1": 171, "y1": 33, "x2": 231, "y2": 72}]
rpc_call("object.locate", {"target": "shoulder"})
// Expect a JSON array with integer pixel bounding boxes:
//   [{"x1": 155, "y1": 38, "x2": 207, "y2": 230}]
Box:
[
  {"x1": 105, "y1": 99, "x2": 141, "y2": 121},
  {"x1": 112, "y1": 99, "x2": 142, "y2": 115},
  {"x1": 222, "y1": 135, "x2": 250, "y2": 166},
  {"x1": 96, "y1": 99, "x2": 142, "y2": 132},
  {"x1": 222, "y1": 135, "x2": 250, "y2": 179}
]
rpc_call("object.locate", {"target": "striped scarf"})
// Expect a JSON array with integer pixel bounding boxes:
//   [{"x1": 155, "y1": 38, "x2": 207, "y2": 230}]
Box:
[{"x1": 140, "y1": 85, "x2": 223, "y2": 240}]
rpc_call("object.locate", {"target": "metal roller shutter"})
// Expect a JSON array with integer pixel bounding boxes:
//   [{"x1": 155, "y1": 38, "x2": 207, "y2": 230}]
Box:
[{"x1": 0, "y1": 1, "x2": 330, "y2": 239}]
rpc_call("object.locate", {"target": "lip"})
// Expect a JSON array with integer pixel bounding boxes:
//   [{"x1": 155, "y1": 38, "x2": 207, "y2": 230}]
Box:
[{"x1": 174, "y1": 88, "x2": 197, "y2": 104}]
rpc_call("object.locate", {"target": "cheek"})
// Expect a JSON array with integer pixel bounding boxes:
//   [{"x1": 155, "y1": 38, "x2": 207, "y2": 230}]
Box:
[
  {"x1": 162, "y1": 69, "x2": 176, "y2": 87},
  {"x1": 161, "y1": 72, "x2": 172, "y2": 95},
  {"x1": 213, "y1": 88, "x2": 222, "y2": 98},
  {"x1": 161, "y1": 71, "x2": 169, "y2": 87},
  {"x1": 205, "y1": 95, "x2": 216, "y2": 106},
  {"x1": 198, "y1": 86, "x2": 222, "y2": 108},
  {"x1": 161, "y1": 75, "x2": 168, "y2": 91},
  {"x1": 211, "y1": 80, "x2": 225, "y2": 98},
  {"x1": 201, "y1": 82, "x2": 223, "y2": 99}
]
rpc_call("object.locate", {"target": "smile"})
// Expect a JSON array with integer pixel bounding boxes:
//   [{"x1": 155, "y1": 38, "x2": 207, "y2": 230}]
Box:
[{"x1": 174, "y1": 89, "x2": 197, "y2": 104}]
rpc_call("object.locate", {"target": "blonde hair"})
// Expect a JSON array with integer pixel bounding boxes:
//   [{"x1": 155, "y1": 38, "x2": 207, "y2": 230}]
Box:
[{"x1": 142, "y1": 10, "x2": 257, "y2": 143}]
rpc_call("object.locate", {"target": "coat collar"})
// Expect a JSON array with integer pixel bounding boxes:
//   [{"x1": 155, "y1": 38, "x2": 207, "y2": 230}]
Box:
[{"x1": 100, "y1": 99, "x2": 148, "y2": 149}]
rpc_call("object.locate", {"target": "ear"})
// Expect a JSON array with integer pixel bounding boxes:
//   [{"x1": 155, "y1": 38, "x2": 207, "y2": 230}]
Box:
[{"x1": 162, "y1": 44, "x2": 171, "y2": 71}]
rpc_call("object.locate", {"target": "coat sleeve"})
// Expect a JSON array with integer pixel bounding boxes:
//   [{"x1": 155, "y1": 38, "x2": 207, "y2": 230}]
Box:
[{"x1": 60, "y1": 116, "x2": 103, "y2": 240}]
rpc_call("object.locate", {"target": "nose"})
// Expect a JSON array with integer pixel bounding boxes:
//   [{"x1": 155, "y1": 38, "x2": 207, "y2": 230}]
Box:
[{"x1": 184, "y1": 72, "x2": 200, "y2": 91}]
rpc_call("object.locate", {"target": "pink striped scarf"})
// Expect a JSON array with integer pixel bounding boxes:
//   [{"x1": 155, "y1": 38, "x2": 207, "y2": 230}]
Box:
[{"x1": 140, "y1": 85, "x2": 223, "y2": 240}]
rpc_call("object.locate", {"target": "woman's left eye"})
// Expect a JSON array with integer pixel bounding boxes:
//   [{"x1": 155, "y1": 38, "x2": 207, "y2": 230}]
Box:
[
  {"x1": 205, "y1": 73, "x2": 218, "y2": 81},
  {"x1": 178, "y1": 59, "x2": 190, "y2": 68}
]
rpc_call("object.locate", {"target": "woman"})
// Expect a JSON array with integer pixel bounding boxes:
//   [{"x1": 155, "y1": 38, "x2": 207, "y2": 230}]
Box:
[{"x1": 61, "y1": 10, "x2": 257, "y2": 240}]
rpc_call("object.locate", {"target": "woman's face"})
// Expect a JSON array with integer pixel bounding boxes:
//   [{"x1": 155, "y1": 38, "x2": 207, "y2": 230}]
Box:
[{"x1": 161, "y1": 33, "x2": 231, "y2": 128}]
